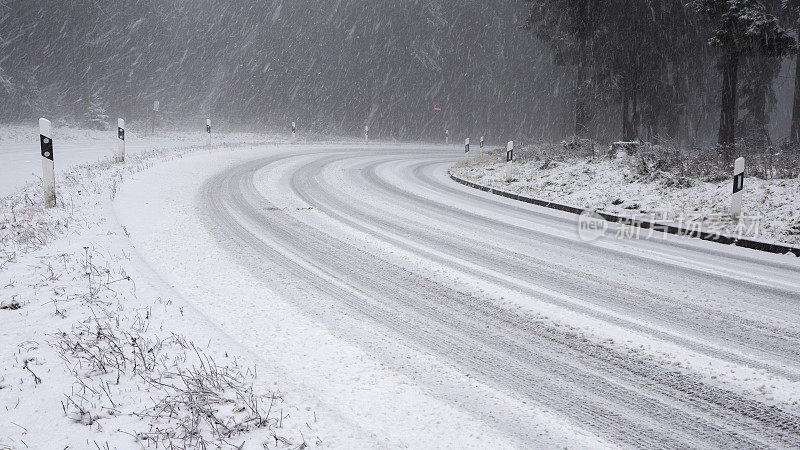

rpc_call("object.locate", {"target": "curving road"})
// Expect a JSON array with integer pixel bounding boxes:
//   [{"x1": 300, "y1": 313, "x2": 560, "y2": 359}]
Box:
[{"x1": 198, "y1": 147, "x2": 800, "y2": 448}]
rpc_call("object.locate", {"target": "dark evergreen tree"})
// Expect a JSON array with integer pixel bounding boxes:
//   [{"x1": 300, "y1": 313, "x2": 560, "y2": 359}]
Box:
[
  {"x1": 783, "y1": 0, "x2": 800, "y2": 144},
  {"x1": 692, "y1": 0, "x2": 795, "y2": 152},
  {"x1": 525, "y1": 0, "x2": 603, "y2": 138}
]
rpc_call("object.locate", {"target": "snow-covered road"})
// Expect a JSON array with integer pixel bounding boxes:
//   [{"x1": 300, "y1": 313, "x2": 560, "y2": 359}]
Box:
[{"x1": 117, "y1": 145, "x2": 800, "y2": 448}]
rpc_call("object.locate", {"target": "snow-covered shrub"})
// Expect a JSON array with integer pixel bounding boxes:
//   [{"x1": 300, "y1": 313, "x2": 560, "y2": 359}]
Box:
[
  {"x1": 609, "y1": 141, "x2": 641, "y2": 158},
  {"x1": 561, "y1": 136, "x2": 598, "y2": 157}
]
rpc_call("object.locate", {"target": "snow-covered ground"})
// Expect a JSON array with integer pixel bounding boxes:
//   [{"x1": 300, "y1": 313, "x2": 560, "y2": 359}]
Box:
[
  {"x1": 3, "y1": 129, "x2": 800, "y2": 448},
  {"x1": 451, "y1": 150, "x2": 800, "y2": 247},
  {"x1": 0, "y1": 138, "x2": 350, "y2": 448}
]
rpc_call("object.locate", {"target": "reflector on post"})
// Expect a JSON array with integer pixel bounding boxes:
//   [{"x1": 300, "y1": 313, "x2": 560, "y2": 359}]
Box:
[
  {"x1": 116, "y1": 118, "x2": 125, "y2": 162},
  {"x1": 505, "y1": 140, "x2": 515, "y2": 182},
  {"x1": 732, "y1": 157, "x2": 745, "y2": 218},
  {"x1": 39, "y1": 118, "x2": 55, "y2": 208}
]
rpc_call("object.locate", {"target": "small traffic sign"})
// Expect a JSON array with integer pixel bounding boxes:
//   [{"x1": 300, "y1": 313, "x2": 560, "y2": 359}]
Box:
[{"x1": 434, "y1": 105, "x2": 442, "y2": 114}]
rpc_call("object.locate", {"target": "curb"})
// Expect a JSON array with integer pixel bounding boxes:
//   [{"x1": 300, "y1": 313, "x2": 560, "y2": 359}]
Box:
[{"x1": 448, "y1": 171, "x2": 800, "y2": 258}]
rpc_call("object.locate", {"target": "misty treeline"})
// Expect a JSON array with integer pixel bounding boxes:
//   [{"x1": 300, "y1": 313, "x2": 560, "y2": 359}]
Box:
[
  {"x1": 0, "y1": 0, "x2": 547, "y2": 140},
  {"x1": 1, "y1": 0, "x2": 799, "y2": 148},
  {"x1": 527, "y1": 0, "x2": 799, "y2": 156}
]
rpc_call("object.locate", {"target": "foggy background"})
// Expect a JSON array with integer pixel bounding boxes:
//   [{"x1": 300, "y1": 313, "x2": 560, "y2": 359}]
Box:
[{"x1": 0, "y1": 0, "x2": 796, "y2": 144}]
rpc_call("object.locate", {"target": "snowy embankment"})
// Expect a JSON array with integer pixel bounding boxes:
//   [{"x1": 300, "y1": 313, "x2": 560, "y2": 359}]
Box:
[
  {"x1": 0, "y1": 131, "x2": 337, "y2": 449},
  {"x1": 0, "y1": 124, "x2": 277, "y2": 198},
  {"x1": 451, "y1": 149, "x2": 800, "y2": 247}
]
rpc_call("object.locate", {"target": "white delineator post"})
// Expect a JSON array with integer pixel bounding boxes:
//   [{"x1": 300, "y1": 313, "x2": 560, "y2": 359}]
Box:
[
  {"x1": 505, "y1": 140, "x2": 515, "y2": 182},
  {"x1": 116, "y1": 118, "x2": 125, "y2": 162},
  {"x1": 291, "y1": 121, "x2": 296, "y2": 140},
  {"x1": 731, "y1": 157, "x2": 745, "y2": 219},
  {"x1": 152, "y1": 100, "x2": 159, "y2": 135},
  {"x1": 365, "y1": 125, "x2": 369, "y2": 143},
  {"x1": 206, "y1": 118, "x2": 212, "y2": 146},
  {"x1": 464, "y1": 138, "x2": 470, "y2": 160},
  {"x1": 39, "y1": 118, "x2": 56, "y2": 208},
  {"x1": 445, "y1": 129, "x2": 449, "y2": 145},
  {"x1": 480, "y1": 135, "x2": 484, "y2": 149}
]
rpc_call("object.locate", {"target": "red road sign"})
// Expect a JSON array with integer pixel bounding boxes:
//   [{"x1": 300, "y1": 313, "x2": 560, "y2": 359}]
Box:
[{"x1": 434, "y1": 105, "x2": 442, "y2": 114}]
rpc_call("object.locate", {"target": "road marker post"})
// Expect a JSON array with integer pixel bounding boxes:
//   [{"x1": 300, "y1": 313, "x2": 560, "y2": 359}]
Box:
[
  {"x1": 39, "y1": 118, "x2": 56, "y2": 208},
  {"x1": 206, "y1": 118, "x2": 212, "y2": 146},
  {"x1": 464, "y1": 138, "x2": 470, "y2": 160},
  {"x1": 732, "y1": 157, "x2": 745, "y2": 219},
  {"x1": 291, "y1": 121, "x2": 296, "y2": 141},
  {"x1": 480, "y1": 136, "x2": 484, "y2": 149},
  {"x1": 445, "y1": 129, "x2": 449, "y2": 145},
  {"x1": 365, "y1": 125, "x2": 369, "y2": 143},
  {"x1": 151, "y1": 100, "x2": 159, "y2": 135},
  {"x1": 116, "y1": 118, "x2": 125, "y2": 162},
  {"x1": 505, "y1": 140, "x2": 515, "y2": 182}
]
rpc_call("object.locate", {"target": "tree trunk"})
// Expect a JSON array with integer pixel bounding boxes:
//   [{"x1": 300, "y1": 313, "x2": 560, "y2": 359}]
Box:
[
  {"x1": 575, "y1": 58, "x2": 590, "y2": 138},
  {"x1": 573, "y1": 3, "x2": 591, "y2": 138},
  {"x1": 622, "y1": 75, "x2": 637, "y2": 142},
  {"x1": 791, "y1": 44, "x2": 800, "y2": 144},
  {"x1": 718, "y1": 50, "x2": 738, "y2": 150}
]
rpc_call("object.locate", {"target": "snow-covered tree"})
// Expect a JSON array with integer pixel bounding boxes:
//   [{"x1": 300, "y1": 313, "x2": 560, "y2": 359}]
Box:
[{"x1": 692, "y1": 0, "x2": 796, "y2": 151}]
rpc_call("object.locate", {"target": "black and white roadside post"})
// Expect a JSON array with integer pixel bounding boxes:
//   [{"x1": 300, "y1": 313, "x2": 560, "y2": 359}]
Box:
[
  {"x1": 39, "y1": 118, "x2": 56, "y2": 208},
  {"x1": 464, "y1": 138, "x2": 470, "y2": 161},
  {"x1": 505, "y1": 140, "x2": 515, "y2": 182},
  {"x1": 731, "y1": 156, "x2": 745, "y2": 218},
  {"x1": 116, "y1": 118, "x2": 125, "y2": 163},
  {"x1": 152, "y1": 100, "x2": 159, "y2": 135},
  {"x1": 365, "y1": 125, "x2": 369, "y2": 143},
  {"x1": 291, "y1": 121, "x2": 296, "y2": 141},
  {"x1": 445, "y1": 129, "x2": 450, "y2": 145},
  {"x1": 206, "y1": 118, "x2": 212, "y2": 146},
  {"x1": 480, "y1": 135, "x2": 484, "y2": 149}
]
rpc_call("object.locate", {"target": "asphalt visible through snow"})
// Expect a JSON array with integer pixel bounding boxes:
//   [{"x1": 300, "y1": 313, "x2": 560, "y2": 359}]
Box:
[{"x1": 199, "y1": 147, "x2": 800, "y2": 448}]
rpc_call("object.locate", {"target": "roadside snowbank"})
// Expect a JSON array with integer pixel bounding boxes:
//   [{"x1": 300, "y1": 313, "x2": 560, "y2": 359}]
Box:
[
  {"x1": 451, "y1": 150, "x2": 800, "y2": 246},
  {"x1": 0, "y1": 123, "x2": 277, "y2": 198},
  {"x1": 0, "y1": 139, "x2": 327, "y2": 448}
]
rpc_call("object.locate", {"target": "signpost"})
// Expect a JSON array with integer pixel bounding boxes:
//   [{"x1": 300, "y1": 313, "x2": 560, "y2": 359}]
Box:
[
  {"x1": 505, "y1": 140, "x2": 515, "y2": 182},
  {"x1": 116, "y1": 118, "x2": 125, "y2": 163},
  {"x1": 732, "y1": 157, "x2": 745, "y2": 218},
  {"x1": 151, "y1": 100, "x2": 159, "y2": 135},
  {"x1": 39, "y1": 118, "x2": 55, "y2": 208},
  {"x1": 434, "y1": 105, "x2": 442, "y2": 114}
]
